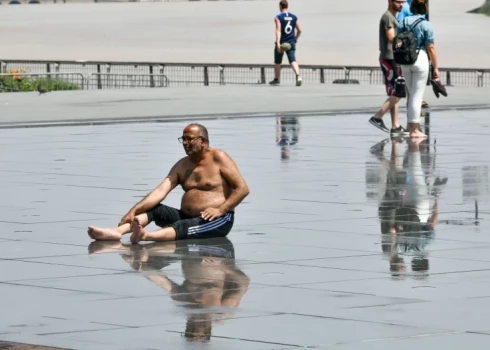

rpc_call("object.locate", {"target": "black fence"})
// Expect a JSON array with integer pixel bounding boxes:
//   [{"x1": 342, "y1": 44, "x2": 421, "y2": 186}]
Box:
[{"x1": 1, "y1": 59, "x2": 489, "y2": 89}]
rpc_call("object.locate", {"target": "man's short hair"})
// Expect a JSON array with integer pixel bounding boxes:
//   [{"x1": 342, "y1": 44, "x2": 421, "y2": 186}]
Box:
[
  {"x1": 279, "y1": 0, "x2": 288, "y2": 10},
  {"x1": 188, "y1": 123, "x2": 210, "y2": 144}
]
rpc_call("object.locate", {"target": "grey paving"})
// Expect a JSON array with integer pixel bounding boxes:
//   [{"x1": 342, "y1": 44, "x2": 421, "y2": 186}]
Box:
[
  {"x1": 0, "y1": 0, "x2": 489, "y2": 68},
  {"x1": 2, "y1": 109, "x2": 490, "y2": 349},
  {"x1": 1, "y1": 84, "x2": 489, "y2": 127}
]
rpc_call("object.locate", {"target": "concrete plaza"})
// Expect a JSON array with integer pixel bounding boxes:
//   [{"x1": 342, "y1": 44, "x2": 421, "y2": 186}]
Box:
[
  {"x1": 1, "y1": 83, "x2": 490, "y2": 348},
  {"x1": 2, "y1": 0, "x2": 490, "y2": 347},
  {"x1": 0, "y1": 0, "x2": 489, "y2": 68}
]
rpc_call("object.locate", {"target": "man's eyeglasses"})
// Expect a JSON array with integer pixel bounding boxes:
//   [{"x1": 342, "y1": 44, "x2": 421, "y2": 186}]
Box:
[{"x1": 178, "y1": 136, "x2": 201, "y2": 144}]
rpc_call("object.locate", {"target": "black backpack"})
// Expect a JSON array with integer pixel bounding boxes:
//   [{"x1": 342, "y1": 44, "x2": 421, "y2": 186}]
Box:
[{"x1": 393, "y1": 17, "x2": 425, "y2": 65}]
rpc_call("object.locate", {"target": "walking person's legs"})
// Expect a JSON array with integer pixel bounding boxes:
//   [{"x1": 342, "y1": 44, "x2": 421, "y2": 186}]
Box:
[
  {"x1": 406, "y1": 51, "x2": 430, "y2": 138},
  {"x1": 369, "y1": 60, "x2": 406, "y2": 135},
  {"x1": 270, "y1": 45, "x2": 284, "y2": 85},
  {"x1": 270, "y1": 43, "x2": 302, "y2": 86},
  {"x1": 286, "y1": 43, "x2": 302, "y2": 86}
]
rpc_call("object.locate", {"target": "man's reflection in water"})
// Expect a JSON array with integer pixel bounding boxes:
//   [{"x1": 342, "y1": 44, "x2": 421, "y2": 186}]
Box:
[
  {"x1": 89, "y1": 237, "x2": 249, "y2": 343},
  {"x1": 370, "y1": 138, "x2": 448, "y2": 279},
  {"x1": 276, "y1": 116, "x2": 300, "y2": 160}
]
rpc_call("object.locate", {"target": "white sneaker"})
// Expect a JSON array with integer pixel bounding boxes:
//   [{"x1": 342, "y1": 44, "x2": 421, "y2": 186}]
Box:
[{"x1": 296, "y1": 76, "x2": 302, "y2": 86}]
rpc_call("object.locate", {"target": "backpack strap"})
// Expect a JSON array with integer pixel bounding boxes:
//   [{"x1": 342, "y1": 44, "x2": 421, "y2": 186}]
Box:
[
  {"x1": 405, "y1": 17, "x2": 426, "y2": 51},
  {"x1": 408, "y1": 17, "x2": 425, "y2": 31}
]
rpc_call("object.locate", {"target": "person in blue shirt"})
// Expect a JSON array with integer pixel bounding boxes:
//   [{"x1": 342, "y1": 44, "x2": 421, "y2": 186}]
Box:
[
  {"x1": 269, "y1": 0, "x2": 303, "y2": 87},
  {"x1": 398, "y1": 1, "x2": 428, "y2": 25},
  {"x1": 397, "y1": 0, "x2": 440, "y2": 139},
  {"x1": 398, "y1": 0, "x2": 430, "y2": 110},
  {"x1": 397, "y1": 0, "x2": 413, "y2": 22}
]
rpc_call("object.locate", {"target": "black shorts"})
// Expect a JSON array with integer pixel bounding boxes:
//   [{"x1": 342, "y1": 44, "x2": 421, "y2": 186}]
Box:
[
  {"x1": 274, "y1": 41, "x2": 297, "y2": 64},
  {"x1": 146, "y1": 204, "x2": 234, "y2": 240},
  {"x1": 380, "y1": 59, "x2": 399, "y2": 97}
]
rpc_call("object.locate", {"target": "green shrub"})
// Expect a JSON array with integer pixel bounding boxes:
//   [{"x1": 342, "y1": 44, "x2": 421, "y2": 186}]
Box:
[{"x1": 0, "y1": 75, "x2": 81, "y2": 93}]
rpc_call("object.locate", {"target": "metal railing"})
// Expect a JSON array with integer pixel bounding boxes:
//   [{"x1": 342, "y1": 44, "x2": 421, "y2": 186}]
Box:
[
  {"x1": 0, "y1": 72, "x2": 84, "y2": 92},
  {"x1": 1, "y1": 59, "x2": 489, "y2": 89},
  {"x1": 86, "y1": 73, "x2": 169, "y2": 89}
]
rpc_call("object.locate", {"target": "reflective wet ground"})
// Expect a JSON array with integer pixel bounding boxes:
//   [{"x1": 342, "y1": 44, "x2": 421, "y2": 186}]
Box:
[{"x1": 1, "y1": 110, "x2": 490, "y2": 349}]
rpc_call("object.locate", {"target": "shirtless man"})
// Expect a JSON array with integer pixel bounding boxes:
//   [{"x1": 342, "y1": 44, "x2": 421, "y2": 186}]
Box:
[{"x1": 87, "y1": 123, "x2": 250, "y2": 243}]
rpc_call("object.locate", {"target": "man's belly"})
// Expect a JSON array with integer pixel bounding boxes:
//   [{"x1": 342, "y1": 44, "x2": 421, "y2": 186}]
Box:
[{"x1": 181, "y1": 189, "x2": 227, "y2": 217}]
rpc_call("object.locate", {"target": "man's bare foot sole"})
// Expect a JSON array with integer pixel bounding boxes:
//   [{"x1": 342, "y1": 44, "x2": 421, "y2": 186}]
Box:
[
  {"x1": 87, "y1": 226, "x2": 122, "y2": 241},
  {"x1": 130, "y1": 218, "x2": 146, "y2": 244}
]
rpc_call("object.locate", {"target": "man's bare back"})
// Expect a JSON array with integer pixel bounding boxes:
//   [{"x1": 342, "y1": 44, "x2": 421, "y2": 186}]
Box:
[{"x1": 87, "y1": 123, "x2": 249, "y2": 243}]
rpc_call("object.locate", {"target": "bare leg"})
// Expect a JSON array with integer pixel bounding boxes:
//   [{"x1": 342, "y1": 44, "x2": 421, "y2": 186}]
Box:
[
  {"x1": 87, "y1": 213, "x2": 149, "y2": 241},
  {"x1": 274, "y1": 64, "x2": 281, "y2": 80},
  {"x1": 291, "y1": 61, "x2": 302, "y2": 86},
  {"x1": 141, "y1": 241, "x2": 177, "y2": 254},
  {"x1": 374, "y1": 99, "x2": 391, "y2": 118},
  {"x1": 389, "y1": 100, "x2": 400, "y2": 129},
  {"x1": 374, "y1": 96, "x2": 400, "y2": 124},
  {"x1": 130, "y1": 217, "x2": 177, "y2": 244},
  {"x1": 391, "y1": 140, "x2": 400, "y2": 167},
  {"x1": 291, "y1": 61, "x2": 300, "y2": 76}
]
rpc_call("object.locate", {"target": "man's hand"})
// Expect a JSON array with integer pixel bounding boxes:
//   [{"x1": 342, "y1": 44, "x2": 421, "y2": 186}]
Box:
[
  {"x1": 201, "y1": 208, "x2": 224, "y2": 221},
  {"x1": 118, "y1": 210, "x2": 136, "y2": 226},
  {"x1": 433, "y1": 68, "x2": 440, "y2": 80},
  {"x1": 276, "y1": 42, "x2": 281, "y2": 52}
]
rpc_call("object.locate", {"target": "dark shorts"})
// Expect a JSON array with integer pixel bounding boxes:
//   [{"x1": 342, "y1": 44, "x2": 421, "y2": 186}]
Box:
[
  {"x1": 380, "y1": 59, "x2": 399, "y2": 96},
  {"x1": 274, "y1": 41, "x2": 297, "y2": 64},
  {"x1": 146, "y1": 204, "x2": 234, "y2": 240}
]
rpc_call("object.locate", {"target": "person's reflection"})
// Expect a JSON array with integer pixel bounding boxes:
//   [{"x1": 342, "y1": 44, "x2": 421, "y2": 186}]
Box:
[
  {"x1": 276, "y1": 116, "x2": 300, "y2": 160},
  {"x1": 88, "y1": 237, "x2": 249, "y2": 343},
  {"x1": 370, "y1": 138, "x2": 408, "y2": 277},
  {"x1": 370, "y1": 138, "x2": 446, "y2": 279}
]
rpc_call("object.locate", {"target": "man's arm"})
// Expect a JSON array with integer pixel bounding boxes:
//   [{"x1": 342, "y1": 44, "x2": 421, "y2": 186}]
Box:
[
  {"x1": 200, "y1": 150, "x2": 250, "y2": 221},
  {"x1": 424, "y1": 24, "x2": 439, "y2": 79},
  {"x1": 118, "y1": 160, "x2": 182, "y2": 225},
  {"x1": 386, "y1": 26, "x2": 395, "y2": 43},
  {"x1": 144, "y1": 275, "x2": 196, "y2": 303},
  {"x1": 384, "y1": 15, "x2": 397, "y2": 43},
  {"x1": 295, "y1": 20, "x2": 302, "y2": 42},
  {"x1": 217, "y1": 151, "x2": 250, "y2": 213},
  {"x1": 221, "y1": 268, "x2": 250, "y2": 307},
  {"x1": 275, "y1": 17, "x2": 281, "y2": 49}
]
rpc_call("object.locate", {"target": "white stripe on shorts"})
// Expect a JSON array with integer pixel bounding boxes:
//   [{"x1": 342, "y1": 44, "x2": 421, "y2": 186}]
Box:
[{"x1": 188, "y1": 213, "x2": 232, "y2": 235}]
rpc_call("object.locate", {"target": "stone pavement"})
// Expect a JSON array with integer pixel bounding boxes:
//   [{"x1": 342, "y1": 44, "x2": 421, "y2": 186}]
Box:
[
  {"x1": 1, "y1": 84, "x2": 489, "y2": 128},
  {"x1": 0, "y1": 0, "x2": 489, "y2": 68},
  {"x1": 2, "y1": 106, "x2": 490, "y2": 349}
]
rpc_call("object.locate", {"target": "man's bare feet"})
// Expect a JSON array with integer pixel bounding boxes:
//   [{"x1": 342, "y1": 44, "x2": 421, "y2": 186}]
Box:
[
  {"x1": 130, "y1": 218, "x2": 146, "y2": 244},
  {"x1": 87, "y1": 226, "x2": 122, "y2": 241}
]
